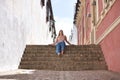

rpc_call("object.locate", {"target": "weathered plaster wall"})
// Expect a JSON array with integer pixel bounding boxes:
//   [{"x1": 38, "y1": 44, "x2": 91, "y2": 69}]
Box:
[{"x1": 0, "y1": 0, "x2": 53, "y2": 72}]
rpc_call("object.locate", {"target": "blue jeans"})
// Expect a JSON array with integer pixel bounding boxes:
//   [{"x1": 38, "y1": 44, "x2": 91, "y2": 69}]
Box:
[{"x1": 56, "y1": 41, "x2": 66, "y2": 54}]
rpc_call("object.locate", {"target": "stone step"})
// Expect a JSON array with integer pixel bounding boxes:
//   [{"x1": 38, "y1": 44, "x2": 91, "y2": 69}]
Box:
[
  {"x1": 26, "y1": 45, "x2": 100, "y2": 50},
  {"x1": 24, "y1": 50, "x2": 102, "y2": 54},
  {"x1": 25, "y1": 45, "x2": 101, "y2": 51},
  {"x1": 26, "y1": 45, "x2": 101, "y2": 48},
  {"x1": 19, "y1": 65, "x2": 107, "y2": 71},
  {"x1": 19, "y1": 45, "x2": 108, "y2": 71},
  {"x1": 24, "y1": 50, "x2": 103, "y2": 54},
  {"x1": 21, "y1": 56, "x2": 105, "y2": 61},
  {"x1": 19, "y1": 61, "x2": 107, "y2": 71},
  {"x1": 20, "y1": 60, "x2": 106, "y2": 67},
  {"x1": 22, "y1": 52, "x2": 103, "y2": 57}
]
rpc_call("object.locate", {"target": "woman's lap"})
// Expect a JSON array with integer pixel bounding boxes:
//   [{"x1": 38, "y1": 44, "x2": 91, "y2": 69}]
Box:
[{"x1": 56, "y1": 41, "x2": 66, "y2": 54}]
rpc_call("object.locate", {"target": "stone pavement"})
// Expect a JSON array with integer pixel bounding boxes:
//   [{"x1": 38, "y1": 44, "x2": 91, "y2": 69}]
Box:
[{"x1": 0, "y1": 69, "x2": 120, "y2": 80}]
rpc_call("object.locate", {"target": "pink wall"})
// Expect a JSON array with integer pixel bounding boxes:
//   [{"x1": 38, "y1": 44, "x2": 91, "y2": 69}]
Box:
[
  {"x1": 82, "y1": 16, "x2": 84, "y2": 44},
  {"x1": 96, "y1": 0, "x2": 120, "y2": 39},
  {"x1": 100, "y1": 23, "x2": 120, "y2": 72},
  {"x1": 77, "y1": 10, "x2": 85, "y2": 45},
  {"x1": 98, "y1": 0, "x2": 103, "y2": 16},
  {"x1": 86, "y1": 0, "x2": 91, "y2": 42},
  {"x1": 96, "y1": 0, "x2": 120, "y2": 72},
  {"x1": 77, "y1": 25, "x2": 81, "y2": 45},
  {"x1": 77, "y1": 0, "x2": 91, "y2": 45},
  {"x1": 76, "y1": 0, "x2": 120, "y2": 72}
]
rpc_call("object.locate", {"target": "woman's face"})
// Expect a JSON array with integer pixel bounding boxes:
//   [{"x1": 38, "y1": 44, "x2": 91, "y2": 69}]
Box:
[{"x1": 59, "y1": 30, "x2": 63, "y2": 35}]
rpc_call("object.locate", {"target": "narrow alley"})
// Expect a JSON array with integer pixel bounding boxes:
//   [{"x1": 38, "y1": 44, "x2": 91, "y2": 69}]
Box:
[{"x1": 0, "y1": 0, "x2": 120, "y2": 80}]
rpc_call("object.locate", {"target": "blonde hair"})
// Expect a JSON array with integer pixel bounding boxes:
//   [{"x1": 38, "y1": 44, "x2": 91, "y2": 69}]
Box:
[{"x1": 58, "y1": 30, "x2": 64, "y2": 36}]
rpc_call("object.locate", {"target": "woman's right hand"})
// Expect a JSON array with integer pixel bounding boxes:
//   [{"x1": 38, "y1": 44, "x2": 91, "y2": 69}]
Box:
[{"x1": 48, "y1": 43, "x2": 54, "y2": 46}]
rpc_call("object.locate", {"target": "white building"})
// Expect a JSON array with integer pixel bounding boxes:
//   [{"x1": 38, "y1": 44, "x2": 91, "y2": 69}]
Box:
[
  {"x1": 69, "y1": 25, "x2": 77, "y2": 45},
  {"x1": 0, "y1": 0, "x2": 56, "y2": 72}
]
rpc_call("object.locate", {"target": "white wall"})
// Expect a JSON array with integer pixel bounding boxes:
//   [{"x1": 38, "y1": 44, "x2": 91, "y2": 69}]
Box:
[
  {"x1": 0, "y1": 0, "x2": 27, "y2": 71},
  {"x1": 26, "y1": 0, "x2": 53, "y2": 45},
  {"x1": 0, "y1": 0, "x2": 54, "y2": 72}
]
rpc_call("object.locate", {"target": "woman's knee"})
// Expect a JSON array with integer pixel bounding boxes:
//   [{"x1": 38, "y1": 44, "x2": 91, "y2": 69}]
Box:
[{"x1": 61, "y1": 43, "x2": 66, "y2": 50}]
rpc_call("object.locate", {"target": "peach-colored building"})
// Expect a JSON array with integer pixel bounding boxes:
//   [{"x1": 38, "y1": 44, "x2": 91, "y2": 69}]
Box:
[{"x1": 74, "y1": 0, "x2": 120, "y2": 72}]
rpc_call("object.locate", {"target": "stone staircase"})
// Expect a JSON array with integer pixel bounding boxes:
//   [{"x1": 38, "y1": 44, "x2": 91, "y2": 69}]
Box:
[{"x1": 19, "y1": 45, "x2": 108, "y2": 71}]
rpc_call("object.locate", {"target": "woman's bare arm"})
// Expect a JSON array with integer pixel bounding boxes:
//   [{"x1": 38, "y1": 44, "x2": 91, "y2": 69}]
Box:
[
  {"x1": 49, "y1": 37, "x2": 58, "y2": 45},
  {"x1": 65, "y1": 36, "x2": 71, "y2": 45}
]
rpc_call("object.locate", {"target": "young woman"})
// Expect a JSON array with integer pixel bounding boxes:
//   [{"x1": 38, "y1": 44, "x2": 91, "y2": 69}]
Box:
[{"x1": 50, "y1": 30, "x2": 72, "y2": 56}]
